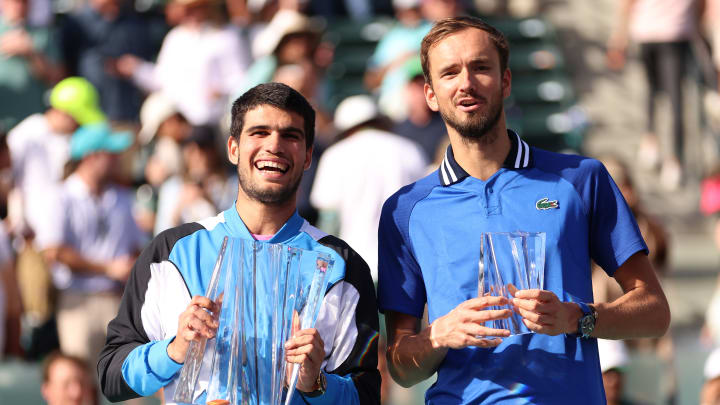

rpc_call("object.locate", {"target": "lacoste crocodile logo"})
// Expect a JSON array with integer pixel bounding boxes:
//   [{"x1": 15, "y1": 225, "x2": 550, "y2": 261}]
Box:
[{"x1": 536, "y1": 197, "x2": 559, "y2": 210}]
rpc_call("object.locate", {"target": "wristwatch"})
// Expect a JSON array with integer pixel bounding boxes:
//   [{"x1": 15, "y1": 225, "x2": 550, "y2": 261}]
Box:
[
  {"x1": 577, "y1": 302, "x2": 597, "y2": 339},
  {"x1": 301, "y1": 371, "x2": 327, "y2": 398}
]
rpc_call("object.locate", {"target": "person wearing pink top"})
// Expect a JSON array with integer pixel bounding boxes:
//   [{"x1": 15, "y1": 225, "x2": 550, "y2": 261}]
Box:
[{"x1": 607, "y1": 0, "x2": 703, "y2": 190}]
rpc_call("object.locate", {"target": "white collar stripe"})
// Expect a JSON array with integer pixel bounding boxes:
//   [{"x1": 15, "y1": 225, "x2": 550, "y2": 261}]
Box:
[
  {"x1": 514, "y1": 132, "x2": 523, "y2": 168},
  {"x1": 444, "y1": 153, "x2": 458, "y2": 183},
  {"x1": 522, "y1": 140, "x2": 530, "y2": 167},
  {"x1": 440, "y1": 157, "x2": 451, "y2": 185}
]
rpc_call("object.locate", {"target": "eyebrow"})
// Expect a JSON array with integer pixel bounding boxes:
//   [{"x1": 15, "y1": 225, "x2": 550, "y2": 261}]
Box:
[
  {"x1": 244, "y1": 125, "x2": 305, "y2": 136},
  {"x1": 438, "y1": 56, "x2": 492, "y2": 72}
]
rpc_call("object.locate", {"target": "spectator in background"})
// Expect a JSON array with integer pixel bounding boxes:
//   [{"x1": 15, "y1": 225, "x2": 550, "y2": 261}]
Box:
[
  {"x1": 365, "y1": 0, "x2": 431, "y2": 120},
  {"x1": 304, "y1": 0, "x2": 393, "y2": 19},
  {"x1": 38, "y1": 123, "x2": 145, "y2": 364},
  {"x1": 310, "y1": 95, "x2": 426, "y2": 280},
  {"x1": 0, "y1": 0, "x2": 64, "y2": 131},
  {"x1": 132, "y1": 92, "x2": 191, "y2": 234},
  {"x1": 7, "y1": 77, "x2": 105, "y2": 242},
  {"x1": 5, "y1": 78, "x2": 105, "y2": 360},
  {"x1": 597, "y1": 339, "x2": 643, "y2": 405},
  {"x1": 137, "y1": 92, "x2": 190, "y2": 188},
  {"x1": 606, "y1": 0, "x2": 702, "y2": 190},
  {"x1": 41, "y1": 351, "x2": 95, "y2": 405},
  {"x1": 0, "y1": 130, "x2": 20, "y2": 359},
  {"x1": 154, "y1": 125, "x2": 236, "y2": 235},
  {"x1": 239, "y1": 8, "x2": 329, "y2": 97},
  {"x1": 392, "y1": 55, "x2": 447, "y2": 162},
  {"x1": 60, "y1": 0, "x2": 155, "y2": 124},
  {"x1": 116, "y1": 0, "x2": 250, "y2": 127}
]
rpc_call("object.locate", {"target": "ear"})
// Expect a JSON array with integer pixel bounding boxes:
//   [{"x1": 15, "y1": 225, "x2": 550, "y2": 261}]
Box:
[
  {"x1": 502, "y1": 68, "x2": 512, "y2": 99},
  {"x1": 227, "y1": 135, "x2": 239, "y2": 165},
  {"x1": 303, "y1": 145, "x2": 313, "y2": 171},
  {"x1": 424, "y1": 82, "x2": 439, "y2": 112}
]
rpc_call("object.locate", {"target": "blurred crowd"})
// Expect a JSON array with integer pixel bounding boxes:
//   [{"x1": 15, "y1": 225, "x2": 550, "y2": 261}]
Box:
[{"x1": 0, "y1": 0, "x2": 719, "y2": 404}]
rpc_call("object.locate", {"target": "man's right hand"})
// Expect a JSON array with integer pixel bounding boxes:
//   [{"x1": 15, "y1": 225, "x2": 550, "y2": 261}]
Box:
[
  {"x1": 428, "y1": 296, "x2": 512, "y2": 350},
  {"x1": 167, "y1": 296, "x2": 220, "y2": 363}
]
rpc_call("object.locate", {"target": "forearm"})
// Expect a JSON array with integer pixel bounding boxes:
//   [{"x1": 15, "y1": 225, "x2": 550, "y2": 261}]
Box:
[
  {"x1": 591, "y1": 284, "x2": 670, "y2": 339},
  {"x1": 50, "y1": 245, "x2": 107, "y2": 275},
  {"x1": 387, "y1": 324, "x2": 447, "y2": 387},
  {"x1": 26, "y1": 51, "x2": 63, "y2": 84},
  {"x1": 609, "y1": 0, "x2": 636, "y2": 47}
]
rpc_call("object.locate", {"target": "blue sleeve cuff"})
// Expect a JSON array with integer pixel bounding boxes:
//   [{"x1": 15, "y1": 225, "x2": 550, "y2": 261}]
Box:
[
  {"x1": 148, "y1": 337, "x2": 184, "y2": 380},
  {"x1": 122, "y1": 337, "x2": 184, "y2": 397},
  {"x1": 296, "y1": 372, "x2": 359, "y2": 405}
]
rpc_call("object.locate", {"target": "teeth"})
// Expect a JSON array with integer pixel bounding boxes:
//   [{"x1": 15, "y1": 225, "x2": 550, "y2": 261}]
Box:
[{"x1": 256, "y1": 161, "x2": 288, "y2": 172}]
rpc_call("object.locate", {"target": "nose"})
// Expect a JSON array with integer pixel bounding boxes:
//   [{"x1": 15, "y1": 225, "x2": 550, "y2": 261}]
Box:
[
  {"x1": 67, "y1": 381, "x2": 83, "y2": 402},
  {"x1": 458, "y1": 67, "x2": 474, "y2": 93},
  {"x1": 262, "y1": 131, "x2": 283, "y2": 154}
]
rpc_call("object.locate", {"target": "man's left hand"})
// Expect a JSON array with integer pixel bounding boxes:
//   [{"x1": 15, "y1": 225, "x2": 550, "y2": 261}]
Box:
[
  {"x1": 511, "y1": 289, "x2": 583, "y2": 336},
  {"x1": 285, "y1": 328, "x2": 325, "y2": 392}
]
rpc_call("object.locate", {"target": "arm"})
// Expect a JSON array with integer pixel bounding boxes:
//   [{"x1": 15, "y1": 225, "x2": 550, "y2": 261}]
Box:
[
  {"x1": 513, "y1": 252, "x2": 670, "y2": 339},
  {"x1": 606, "y1": 0, "x2": 638, "y2": 69},
  {"x1": 593, "y1": 251, "x2": 670, "y2": 338},
  {"x1": 385, "y1": 297, "x2": 512, "y2": 388},
  {"x1": 0, "y1": 29, "x2": 64, "y2": 84},
  {"x1": 97, "y1": 226, "x2": 208, "y2": 401},
  {"x1": 43, "y1": 245, "x2": 134, "y2": 282}
]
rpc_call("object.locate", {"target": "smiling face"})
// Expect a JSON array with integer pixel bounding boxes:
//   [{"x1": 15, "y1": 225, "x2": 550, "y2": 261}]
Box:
[
  {"x1": 228, "y1": 104, "x2": 312, "y2": 205},
  {"x1": 424, "y1": 27, "x2": 511, "y2": 141}
]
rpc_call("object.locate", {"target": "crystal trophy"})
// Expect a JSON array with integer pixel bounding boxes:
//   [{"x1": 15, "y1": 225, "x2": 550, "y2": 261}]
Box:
[
  {"x1": 173, "y1": 238, "x2": 334, "y2": 405},
  {"x1": 478, "y1": 231, "x2": 546, "y2": 335}
]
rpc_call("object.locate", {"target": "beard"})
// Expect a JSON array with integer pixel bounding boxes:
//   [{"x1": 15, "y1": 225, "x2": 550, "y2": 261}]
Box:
[
  {"x1": 237, "y1": 166, "x2": 303, "y2": 205},
  {"x1": 438, "y1": 89, "x2": 504, "y2": 141}
]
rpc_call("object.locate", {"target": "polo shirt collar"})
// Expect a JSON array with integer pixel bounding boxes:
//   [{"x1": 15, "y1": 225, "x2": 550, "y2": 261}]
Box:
[{"x1": 439, "y1": 130, "x2": 532, "y2": 186}]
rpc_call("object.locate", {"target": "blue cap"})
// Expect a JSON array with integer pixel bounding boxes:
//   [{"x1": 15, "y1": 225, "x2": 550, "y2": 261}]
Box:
[{"x1": 70, "y1": 123, "x2": 133, "y2": 160}]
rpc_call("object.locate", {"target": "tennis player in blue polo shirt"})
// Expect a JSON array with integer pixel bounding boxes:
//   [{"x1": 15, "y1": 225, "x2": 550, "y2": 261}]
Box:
[{"x1": 377, "y1": 17, "x2": 671, "y2": 404}]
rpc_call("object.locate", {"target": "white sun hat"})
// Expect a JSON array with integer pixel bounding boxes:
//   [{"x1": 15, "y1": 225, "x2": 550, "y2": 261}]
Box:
[{"x1": 333, "y1": 95, "x2": 379, "y2": 133}]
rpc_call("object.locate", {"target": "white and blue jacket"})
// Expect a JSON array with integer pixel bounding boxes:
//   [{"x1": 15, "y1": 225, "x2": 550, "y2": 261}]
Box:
[{"x1": 98, "y1": 206, "x2": 380, "y2": 405}]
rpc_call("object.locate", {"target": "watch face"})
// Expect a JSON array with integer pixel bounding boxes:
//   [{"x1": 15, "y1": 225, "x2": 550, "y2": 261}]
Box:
[{"x1": 581, "y1": 315, "x2": 594, "y2": 334}]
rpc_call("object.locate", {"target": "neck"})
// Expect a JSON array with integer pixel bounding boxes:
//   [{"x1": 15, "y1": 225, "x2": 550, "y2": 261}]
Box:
[
  {"x1": 235, "y1": 194, "x2": 296, "y2": 236},
  {"x1": 447, "y1": 119, "x2": 510, "y2": 181},
  {"x1": 76, "y1": 165, "x2": 104, "y2": 196}
]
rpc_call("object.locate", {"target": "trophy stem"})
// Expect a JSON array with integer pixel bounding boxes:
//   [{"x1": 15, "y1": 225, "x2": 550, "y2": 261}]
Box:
[{"x1": 172, "y1": 236, "x2": 228, "y2": 404}]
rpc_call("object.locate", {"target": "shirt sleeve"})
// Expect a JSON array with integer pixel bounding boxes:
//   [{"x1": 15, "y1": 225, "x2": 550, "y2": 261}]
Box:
[
  {"x1": 586, "y1": 160, "x2": 648, "y2": 276},
  {"x1": 97, "y1": 233, "x2": 186, "y2": 401},
  {"x1": 377, "y1": 191, "x2": 427, "y2": 318},
  {"x1": 310, "y1": 236, "x2": 382, "y2": 405}
]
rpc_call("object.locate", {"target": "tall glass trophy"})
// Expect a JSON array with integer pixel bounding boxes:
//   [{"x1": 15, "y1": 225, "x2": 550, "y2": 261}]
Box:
[
  {"x1": 478, "y1": 232, "x2": 545, "y2": 335},
  {"x1": 173, "y1": 238, "x2": 334, "y2": 405}
]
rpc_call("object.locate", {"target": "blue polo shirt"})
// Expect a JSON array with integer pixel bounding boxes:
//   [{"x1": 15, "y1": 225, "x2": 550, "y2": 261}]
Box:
[{"x1": 377, "y1": 131, "x2": 647, "y2": 405}]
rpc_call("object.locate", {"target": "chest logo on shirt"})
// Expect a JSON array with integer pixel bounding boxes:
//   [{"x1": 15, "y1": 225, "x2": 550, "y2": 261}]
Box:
[{"x1": 536, "y1": 197, "x2": 559, "y2": 210}]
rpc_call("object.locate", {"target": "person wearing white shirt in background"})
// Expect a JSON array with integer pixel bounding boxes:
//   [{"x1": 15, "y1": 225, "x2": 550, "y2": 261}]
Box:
[
  {"x1": 115, "y1": 0, "x2": 250, "y2": 127},
  {"x1": 6, "y1": 77, "x2": 105, "y2": 244},
  {"x1": 38, "y1": 123, "x2": 146, "y2": 365},
  {"x1": 310, "y1": 95, "x2": 427, "y2": 281}
]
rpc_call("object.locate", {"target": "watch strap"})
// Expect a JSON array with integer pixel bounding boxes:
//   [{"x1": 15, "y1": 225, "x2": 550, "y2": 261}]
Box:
[{"x1": 300, "y1": 371, "x2": 326, "y2": 398}]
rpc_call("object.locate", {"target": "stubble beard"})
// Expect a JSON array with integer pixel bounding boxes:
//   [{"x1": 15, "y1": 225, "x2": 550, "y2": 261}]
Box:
[
  {"x1": 439, "y1": 89, "x2": 504, "y2": 144},
  {"x1": 237, "y1": 166, "x2": 302, "y2": 205}
]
